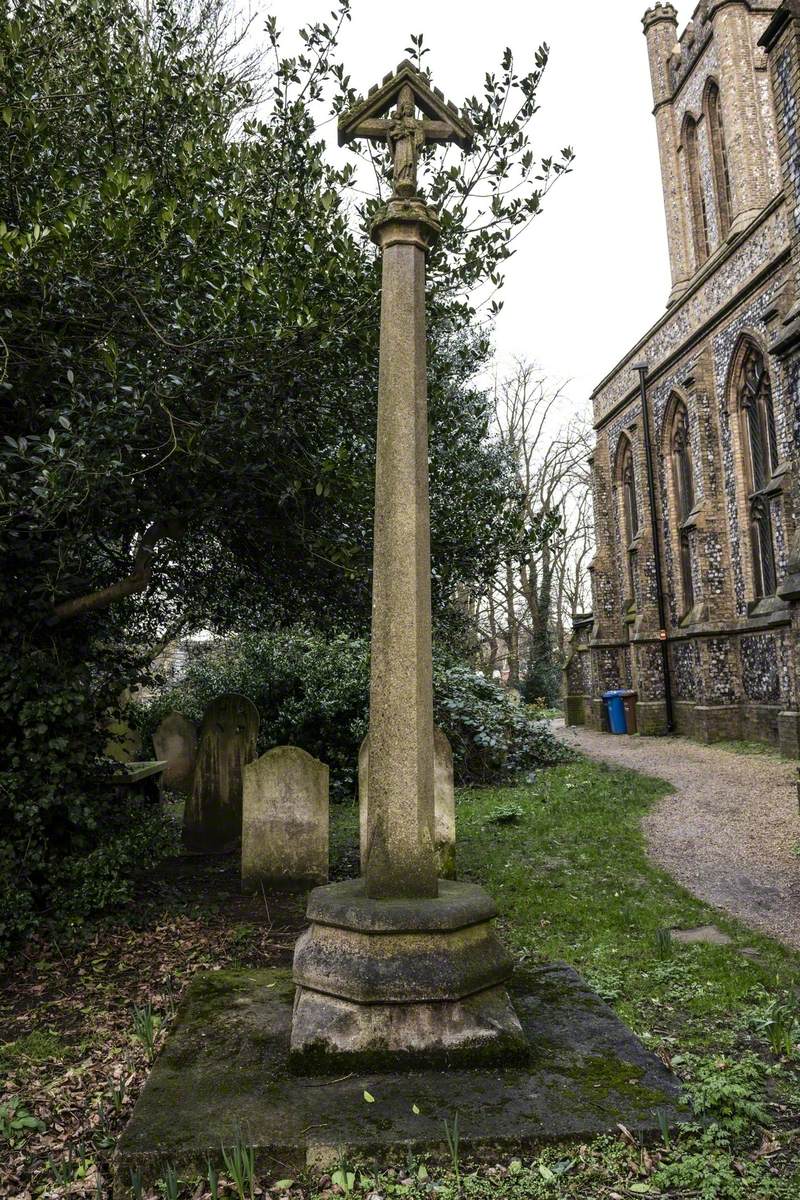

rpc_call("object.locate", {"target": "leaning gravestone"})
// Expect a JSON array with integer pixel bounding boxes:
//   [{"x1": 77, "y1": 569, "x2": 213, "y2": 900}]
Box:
[
  {"x1": 241, "y1": 747, "x2": 329, "y2": 892},
  {"x1": 152, "y1": 712, "x2": 197, "y2": 795},
  {"x1": 183, "y1": 694, "x2": 259, "y2": 853},
  {"x1": 359, "y1": 726, "x2": 456, "y2": 879}
]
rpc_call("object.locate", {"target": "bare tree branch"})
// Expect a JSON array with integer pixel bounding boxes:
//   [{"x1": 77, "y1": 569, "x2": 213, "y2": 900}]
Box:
[{"x1": 476, "y1": 359, "x2": 595, "y2": 688}]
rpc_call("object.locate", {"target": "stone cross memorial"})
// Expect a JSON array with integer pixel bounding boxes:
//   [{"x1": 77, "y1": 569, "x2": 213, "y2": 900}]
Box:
[
  {"x1": 290, "y1": 63, "x2": 526, "y2": 1069},
  {"x1": 116, "y1": 61, "x2": 686, "y2": 1175}
]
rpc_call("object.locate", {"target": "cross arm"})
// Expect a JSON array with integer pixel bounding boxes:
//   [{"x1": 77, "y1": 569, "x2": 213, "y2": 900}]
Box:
[
  {"x1": 343, "y1": 117, "x2": 468, "y2": 148},
  {"x1": 344, "y1": 118, "x2": 393, "y2": 144},
  {"x1": 420, "y1": 120, "x2": 464, "y2": 143}
]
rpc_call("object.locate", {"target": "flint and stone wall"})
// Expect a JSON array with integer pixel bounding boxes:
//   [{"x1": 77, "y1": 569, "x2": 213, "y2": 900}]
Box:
[{"x1": 566, "y1": 1, "x2": 800, "y2": 757}]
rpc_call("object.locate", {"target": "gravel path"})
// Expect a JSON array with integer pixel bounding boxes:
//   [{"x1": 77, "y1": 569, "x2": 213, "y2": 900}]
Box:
[{"x1": 552, "y1": 720, "x2": 800, "y2": 950}]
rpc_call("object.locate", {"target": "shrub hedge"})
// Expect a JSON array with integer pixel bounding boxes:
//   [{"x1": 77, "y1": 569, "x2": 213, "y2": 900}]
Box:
[{"x1": 138, "y1": 628, "x2": 570, "y2": 796}]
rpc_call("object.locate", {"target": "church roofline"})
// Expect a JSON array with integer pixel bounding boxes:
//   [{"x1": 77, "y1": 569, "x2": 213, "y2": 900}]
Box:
[{"x1": 589, "y1": 194, "x2": 788, "y2": 429}]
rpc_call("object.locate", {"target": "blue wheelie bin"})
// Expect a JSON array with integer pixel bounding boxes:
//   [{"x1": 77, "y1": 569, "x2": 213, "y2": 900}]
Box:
[{"x1": 602, "y1": 690, "x2": 628, "y2": 735}]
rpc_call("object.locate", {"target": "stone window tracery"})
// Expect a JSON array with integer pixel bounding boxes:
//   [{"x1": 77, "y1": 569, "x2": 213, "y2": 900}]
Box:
[
  {"x1": 705, "y1": 81, "x2": 733, "y2": 240},
  {"x1": 737, "y1": 342, "x2": 778, "y2": 599}
]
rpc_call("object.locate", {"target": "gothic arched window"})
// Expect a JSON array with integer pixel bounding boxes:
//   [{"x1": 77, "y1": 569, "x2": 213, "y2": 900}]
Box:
[
  {"x1": 671, "y1": 401, "x2": 696, "y2": 613},
  {"x1": 671, "y1": 402, "x2": 695, "y2": 523},
  {"x1": 621, "y1": 440, "x2": 639, "y2": 547},
  {"x1": 706, "y1": 82, "x2": 733, "y2": 239},
  {"x1": 740, "y1": 343, "x2": 778, "y2": 488},
  {"x1": 618, "y1": 438, "x2": 639, "y2": 604},
  {"x1": 683, "y1": 116, "x2": 709, "y2": 266},
  {"x1": 737, "y1": 342, "x2": 778, "y2": 599}
]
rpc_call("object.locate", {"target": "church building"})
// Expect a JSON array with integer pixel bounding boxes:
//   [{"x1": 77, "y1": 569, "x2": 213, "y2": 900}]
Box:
[{"x1": 565, "y1": 0, "x2": 800, "y2": 756}]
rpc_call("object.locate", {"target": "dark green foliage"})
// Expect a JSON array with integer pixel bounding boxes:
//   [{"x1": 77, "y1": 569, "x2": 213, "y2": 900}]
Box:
[
  {"x1": 138, "y1": 629, "x2": 569, "y2": 795},
  {"x1": 522, "y1": 635, "x2": 563, "y2": 707},
  {"x1": 435, "y1": 661, "x2": 568, "y2": 784},
  {"x1": 0, "y1": 0, "x2": 568, "y2": 952},
  {"x1": 142, "y1": 630, "x2": 371, "y2": 799},
  {"x1": 51, "y1": 799, "x2": 180, "y2": 922},
  {"x1": 0, "y1": 649, "x2": 142, "y2": 953}
]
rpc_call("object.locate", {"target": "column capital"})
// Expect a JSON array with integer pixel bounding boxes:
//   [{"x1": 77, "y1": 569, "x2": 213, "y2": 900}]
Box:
[{"x1": 370, "y1": 197, "x2": 441, "y2": 252}]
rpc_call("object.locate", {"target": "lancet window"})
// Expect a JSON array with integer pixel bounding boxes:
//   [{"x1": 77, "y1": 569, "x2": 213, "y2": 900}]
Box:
[
  {"x1": 683, "y1": 116, "x2": 709, "y2": 266},
  {"x1": 619, "y1": 438, "x2": 640, "y2": 604},
  {"x1": 737, "y1": 342, "x2": 778, "y2": 599},
  {"x1": 671, "y1": 401, "x2": 696, "y2": 614},
  {"x1": 706, "y1": 82, "x2": 733, "y2": 239}
]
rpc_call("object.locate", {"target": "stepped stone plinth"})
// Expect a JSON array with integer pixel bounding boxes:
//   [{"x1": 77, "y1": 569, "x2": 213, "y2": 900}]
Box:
[{"x1": 289, "y1": 879, "x2": 526, "y2": 1071}]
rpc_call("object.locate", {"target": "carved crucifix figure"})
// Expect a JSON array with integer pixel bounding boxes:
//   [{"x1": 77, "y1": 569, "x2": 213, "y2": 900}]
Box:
[
  {"x1": 347, "y1": 83, "x2": 456, "y2": 197},
  {"x1": 338, "y1": 63, "x2": 474, "y2": 199},
  {"x1": 387, "y1": 85, "x2": 425, "y2": 196}
]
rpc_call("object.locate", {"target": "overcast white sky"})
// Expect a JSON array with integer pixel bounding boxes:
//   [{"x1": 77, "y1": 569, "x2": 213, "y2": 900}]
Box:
[{"x1": 262, "y1": 0, "x2": 698, "y2": 415}]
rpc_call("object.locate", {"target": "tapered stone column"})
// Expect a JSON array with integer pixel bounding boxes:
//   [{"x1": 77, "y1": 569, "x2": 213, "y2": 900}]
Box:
[{"x1": 365, "y1": 198, "x2": 440, "y2": 900}]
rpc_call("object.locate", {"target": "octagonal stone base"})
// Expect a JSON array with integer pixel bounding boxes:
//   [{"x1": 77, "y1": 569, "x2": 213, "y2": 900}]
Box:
[{"x1": 289, "y1": 878, "x2": 528, "y2": 1072}]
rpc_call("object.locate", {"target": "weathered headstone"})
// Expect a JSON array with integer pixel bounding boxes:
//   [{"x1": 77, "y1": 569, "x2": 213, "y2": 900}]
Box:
[
  {"x1": 359, "y1": 726, "x2": 455, "y2": 878},
  {"x1": 242, "y1": 747, "x2": 329, "y2": 892},
  {"x1": 183, "y1": 694, "x2": 259, "y2": 853},
  {"x1": 105, "y1": 719, "x2": 143, "y2": 763},
  {"x1": 152, "y1": 712, "x2": 197, "y2": 795}
]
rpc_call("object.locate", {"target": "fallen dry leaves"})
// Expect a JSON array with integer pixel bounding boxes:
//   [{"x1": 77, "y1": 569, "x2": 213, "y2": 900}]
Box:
[{"x1": 0, "y1": 856, "x2": 305, "y2": 1198}]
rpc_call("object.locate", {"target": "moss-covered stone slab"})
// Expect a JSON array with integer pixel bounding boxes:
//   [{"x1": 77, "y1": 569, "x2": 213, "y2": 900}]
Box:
[{"x1": 114, "y1": 964, "x2": 687, "y2": 1189}]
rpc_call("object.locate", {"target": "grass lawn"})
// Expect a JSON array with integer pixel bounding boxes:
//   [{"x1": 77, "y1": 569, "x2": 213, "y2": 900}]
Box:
[{"x1": 2, "y1": 757, "x2": 799, "y2": 1198}]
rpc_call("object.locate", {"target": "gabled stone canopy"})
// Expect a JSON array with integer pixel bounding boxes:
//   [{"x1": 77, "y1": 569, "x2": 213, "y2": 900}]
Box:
[{"x1": 337, "y1": 59, "x2": 475, "y2": 151}]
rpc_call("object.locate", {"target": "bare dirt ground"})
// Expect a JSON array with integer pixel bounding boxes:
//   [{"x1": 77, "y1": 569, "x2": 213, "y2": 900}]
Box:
[{"x1": 553, "y1": 720, "x2": 800, "y2": 950}]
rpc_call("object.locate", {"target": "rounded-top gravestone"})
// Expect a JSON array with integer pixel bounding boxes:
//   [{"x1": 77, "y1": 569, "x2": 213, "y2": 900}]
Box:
[{"x1": 183, "y1": 694, "x2": 259, "y2": 853}]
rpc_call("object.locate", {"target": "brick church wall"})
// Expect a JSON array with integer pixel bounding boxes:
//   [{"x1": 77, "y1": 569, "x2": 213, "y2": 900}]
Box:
[{"x1": 563, "y1": 0, "x2": 800, "y2": 757}]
